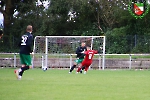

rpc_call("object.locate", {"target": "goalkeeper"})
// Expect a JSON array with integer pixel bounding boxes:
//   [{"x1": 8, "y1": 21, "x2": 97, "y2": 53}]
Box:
[{"x1": 69, "y1": 42, "x2": 86, "y2": 73}]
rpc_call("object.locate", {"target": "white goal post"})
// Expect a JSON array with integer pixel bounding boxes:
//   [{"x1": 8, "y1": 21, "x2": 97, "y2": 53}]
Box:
[{"x1": 32, "y1": 36, "x2": 106, "y2": 70}]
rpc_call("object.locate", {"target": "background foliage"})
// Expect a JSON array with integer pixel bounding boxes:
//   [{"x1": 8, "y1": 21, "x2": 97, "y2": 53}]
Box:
[{"x1": 0, "y1": 0, "x2": 150, "y2": 53}]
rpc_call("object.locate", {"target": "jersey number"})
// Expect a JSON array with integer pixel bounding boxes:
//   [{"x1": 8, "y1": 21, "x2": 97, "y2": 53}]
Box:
[
  {"x1": 21, "y1": 36, "x2": 28, "y2": 45},
  {"x1": 89, "y1": 54, "x2": 92, "y2": 59}
]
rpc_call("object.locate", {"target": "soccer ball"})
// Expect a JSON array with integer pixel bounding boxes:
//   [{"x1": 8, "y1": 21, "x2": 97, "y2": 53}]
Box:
[{"x1": 42, "y1": 67, "x2": 47, "y2": 71}]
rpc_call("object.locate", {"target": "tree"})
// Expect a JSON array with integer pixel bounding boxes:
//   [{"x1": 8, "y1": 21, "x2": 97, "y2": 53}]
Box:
[
  {"x1": 0, "y1": 0, "x2": 150, "y2": 53},
  {"x1": 88, "y1": 0, "x2": 129, "y2": 32},
  {"x1": 0, "y1": 0, "x2": 37, "y2": 33},
  {"x1": 0, "y1": 0, "x2": 15, "y2": 30},
  {"x1": 0, "y1": 0, "x2": 45, "y2": 52}
]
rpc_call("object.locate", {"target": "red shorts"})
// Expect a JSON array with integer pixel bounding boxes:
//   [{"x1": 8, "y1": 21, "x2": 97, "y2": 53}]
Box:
[{"x1": 81, "y1": 61, "x2": 92, "y2": 68}]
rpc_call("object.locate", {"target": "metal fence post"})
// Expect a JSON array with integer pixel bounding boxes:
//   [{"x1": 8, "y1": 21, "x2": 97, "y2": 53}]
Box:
[
  {"x1": 98, "y1": 54, "x2": 101, "y2": 70},
  {"x1": 14, "y1": 53, "x2": 16, "y2": 68},
  {"x1": 129, "y1": 54, "x2": 132, "y2": 69},
  {"x1": 70, "y1": 54, "x2": 72, "y2": 69}
]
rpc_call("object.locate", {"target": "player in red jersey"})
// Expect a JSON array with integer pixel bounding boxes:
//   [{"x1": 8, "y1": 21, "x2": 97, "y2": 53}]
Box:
[{"x1": 76, "y1": 46, "x2": 98, "y2": 74}]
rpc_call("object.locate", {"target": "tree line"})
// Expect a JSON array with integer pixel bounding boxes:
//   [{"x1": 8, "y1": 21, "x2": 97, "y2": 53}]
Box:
[{"x1": 0, "y1": 0, "x2": 150, "y2": 53}]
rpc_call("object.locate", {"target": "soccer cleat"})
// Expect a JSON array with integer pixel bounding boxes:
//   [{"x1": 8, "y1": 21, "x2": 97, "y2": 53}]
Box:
[
  {"x1": 18, "y1": 75, "x2": 22, "y2": 80},
  {"x1": 79, "y1": 70, "x2": 82, "y2": 74},
  {"x1": 14, "y1": 70, "x2": 21, "y2": 80},
  {"x1": 14, "y1": 70, "x2": 19, "y2": 79},
  {"x1": 84, "y1": 71, "x2": 87, "y2": 74}
]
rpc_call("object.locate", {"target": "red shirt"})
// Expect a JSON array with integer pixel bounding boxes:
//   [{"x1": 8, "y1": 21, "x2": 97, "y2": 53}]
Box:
[{"x1": 83, "y1": 50, "x2": 97, "y2": 63}]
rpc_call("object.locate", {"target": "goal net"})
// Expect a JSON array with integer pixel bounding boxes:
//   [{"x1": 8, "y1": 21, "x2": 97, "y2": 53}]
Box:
[{"x1": 32, "y1": 36, "x2": 106, "y2": 70}]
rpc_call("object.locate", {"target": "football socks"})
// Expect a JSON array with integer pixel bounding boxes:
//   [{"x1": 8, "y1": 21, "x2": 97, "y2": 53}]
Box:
[
  {"x1": 19, "y1": 66, "x2": 29, "y2": 76},
  {"x1": 69, "y1": 65, "x2": 76, "y2": 72}
]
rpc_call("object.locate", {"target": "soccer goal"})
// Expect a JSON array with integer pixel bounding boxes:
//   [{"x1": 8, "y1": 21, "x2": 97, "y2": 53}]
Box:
[{"x1": 32, "y1": 36, "x2": 106, "y2": 70}]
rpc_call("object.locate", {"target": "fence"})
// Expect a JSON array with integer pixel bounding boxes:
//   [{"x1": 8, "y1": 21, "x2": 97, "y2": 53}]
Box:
[
  {"x1": 0, "y1": 53, "x2": 150, "y2": 70},
  {"x1": 1, "y1": 35, "x2": 150, "y2": 54}
]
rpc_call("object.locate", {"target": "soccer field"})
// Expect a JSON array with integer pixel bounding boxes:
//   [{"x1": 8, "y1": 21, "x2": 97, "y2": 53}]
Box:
[{"x1": 0, "y1": 68, "x2": 149, "y2": 100}]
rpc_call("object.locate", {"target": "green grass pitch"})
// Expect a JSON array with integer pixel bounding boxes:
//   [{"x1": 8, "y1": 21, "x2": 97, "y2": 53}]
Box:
[{"x1": 0, "y1": 68, "x2": 150, "y2": 100}]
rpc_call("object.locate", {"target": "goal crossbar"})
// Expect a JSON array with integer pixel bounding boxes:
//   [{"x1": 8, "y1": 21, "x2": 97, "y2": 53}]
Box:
[{"x1": 35, "y1": 36, "x2": 105, "y2": 38}]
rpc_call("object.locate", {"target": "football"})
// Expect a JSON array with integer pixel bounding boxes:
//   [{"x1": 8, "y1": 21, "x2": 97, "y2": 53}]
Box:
[{"x1": 42, "y1": 67, "x2": 47, "y2": 71}]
